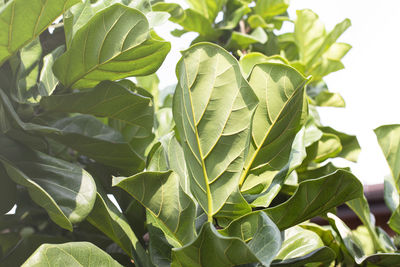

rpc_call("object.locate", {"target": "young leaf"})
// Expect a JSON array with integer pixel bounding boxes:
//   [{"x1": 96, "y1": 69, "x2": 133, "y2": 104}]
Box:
[
  {"x1": 0, "y1": 134, "x2": 96, "y2": 231},
  {"x1": 172, "y1": 43, "x2": 258, "y2": 221},
  {"x1": 264, "y1": 170, "x2": 363, "y2": 230},
  {"x1": 22, "y1": 242, "x2": 123, "y2": 267},
  {"x1": 0, "y1": 0, "x2": 80, "y2": 65},
  {"x1": 254, "y1": 0, "x2": 289, "y2": 18},
  {"x1": 53, "y1": 4, "x2": 170, "y2": 89},
  {"x1": 240, "y1": 63, "x2": 308, "y2": 193}
]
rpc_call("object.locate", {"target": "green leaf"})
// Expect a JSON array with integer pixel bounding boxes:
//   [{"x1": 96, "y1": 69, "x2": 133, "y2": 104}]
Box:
[
  {"x1": 185, "y1": 0, "x2": 226, "y2": 22},
  {"x1": 375, "y1": 124, "x2": 400, "y2": 234},
  {"x1": 239, "y1": 63, "x2": 308, "y2": 194},
  {"x1": 250, "y1": 126, "x2": 308, "y2": 207},
  {"x1": 239, "y1": 52, "x2": 289, "y2": 78},
  {"x1": 375, "y1": 125, "x2": 400, "y2": 189},
  {"x1": 0, "y1": 90, "x2": 145, "y2": 171},
  {"x1": 22, "y1": 242, "x2": 123, "y2": 267},
  {"x1": 0, "y1": 0, "x2": 80, "y2": 65},
  {"x1": 0, "y1": 134, "x2": 96, "y2": 231},
  {"x1": 226, "y1": 27, "x2": 267, "y2": 51},
  {"x1": 40, "y1": 80, "x2": 154, "y2": 160},
  {"x1": 53, "y1": 4, "x2": 170, "y2": 89},
  {"x1": 272, "y1": 226, "x2": 335, "y2": 266},
  {"x1": 172, "y1": 212, "x2": 282, "y2": 267},
  {"x1": 347, "y1": 196, "x2": 394, "y2": 253},
  {"x1": 315, "y1": 90, "x2": 345, "y2": 107},
  {"x1": 12, "y1": 38, "x2": 42, "y2": 103},
  {"x1": 87, "y1": 192, "x2": 149, "y2": 266},
  {"x1": 314, "y1": 133, "x2": 342, "y2": 163},
  {"x1": 254, "y1": 0, "x2": 289, "y2": 18},
  {"x1": 0, "y1": 164, "x2": 17, "y2": 214},
  {"x1": 113, "y1": 171, "x2": 197, "y2": 247},
  {"x1": 219, "y1": 211, "x2": 282, "y2": 266},
  {"x1": 264, "y1": 170, "x2": 363, "y2": 230},
  {"x1": 172, "y1": 43, "x2": 258, "y2": 220},
  {"x1": 37, "y1": 45, "x2": 64, "y2": 97},
  {"x1": 321, "y1": 126, "x2": 361, "y2": 162}
]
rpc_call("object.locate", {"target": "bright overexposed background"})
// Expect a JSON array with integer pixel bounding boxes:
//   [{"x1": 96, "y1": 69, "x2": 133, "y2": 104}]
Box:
[{"x1": 154, "y1": 0, "x2": 400, "y2": 185}]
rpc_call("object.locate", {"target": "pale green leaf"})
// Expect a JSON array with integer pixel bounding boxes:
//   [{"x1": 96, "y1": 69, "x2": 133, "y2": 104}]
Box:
[
  {"x1": 0, "y1": 0, "x2": 80, "y2": 65},
  {"x1": 53, "y1": 4, "x2": 170, "y2": 89},
  {"x1": 239, "y1": 52, "x2": 289, "y2": 78},
  {"x1": 22, "y1": 242, "x2": 123, "y2": 267},
  {"x1": 185, "y1": 0, "x2": 226, "y2": 22},
  {"x1": 173, "y1": 43, "x2": 258, "y2": 219},
  {"x1": 254, "y1": 0, "x2": 289, "y2": 18},
  {"x1": 37, "y1": 46, "x2": 64, "y2": 97},
  {"x1": 240, "y1": 63, "x2": 308, "y2": 194}
]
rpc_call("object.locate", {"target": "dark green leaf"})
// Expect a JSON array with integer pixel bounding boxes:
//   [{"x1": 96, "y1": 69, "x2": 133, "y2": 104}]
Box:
[
  {"x1": 0, "y1": 134, "x2": 96, "y2": 231},
  {"x1": 0, "y1": 164, "x2": 17, "y2": 214}
]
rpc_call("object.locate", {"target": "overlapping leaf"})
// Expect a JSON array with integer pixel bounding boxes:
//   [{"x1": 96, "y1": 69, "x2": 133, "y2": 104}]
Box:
[
  {"x1": 172, "y1": 212, "x2": 282, "y2": 267},
  {"x1": 0, "y1": 0, "x2": 80, "y2": 65},
  {"x1": 240, "y1": 63, "x2": 308, "y2": 194},
  {"x1": 0, "y1": 134, "x2": 96, "y2": 231},
  {"x1": 264, "y1": 170, "x2": 363, "y2": 230},
  {"x1": 272, "y1": 226, "x2": 335, "y2": 266},
  {"x1": 172, "y1": 43, "x2": 258, "y2": 219},
  {"x1": 87, "y1": 192, "x2": 149, "y2": 266},
  {"x1": 0, "y1": 89, "x2": 144, "y2": 172},
  {"x1": 22, "y1": 242, "x2": 122, "y2": 267},
  {"x1": 53, "y1": 4, "x2": 170, "y2": 89},
  {"x1": 113, "y1": 171, "x2": 196, "y2": 247}
]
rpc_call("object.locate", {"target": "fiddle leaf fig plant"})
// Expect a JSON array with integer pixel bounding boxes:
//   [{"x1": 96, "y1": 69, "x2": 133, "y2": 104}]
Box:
[{"x1": 0, "y1": 0, "x2": 399, "y2": 266}]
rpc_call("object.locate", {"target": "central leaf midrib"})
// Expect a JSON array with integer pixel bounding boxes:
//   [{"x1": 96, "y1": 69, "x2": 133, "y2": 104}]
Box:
[
  {"x1": 184, "y1": 58, "x2": 213, "y2": 222},
  {"x1": 239, "y1": 81, "x2": 306, "y2": 187}
]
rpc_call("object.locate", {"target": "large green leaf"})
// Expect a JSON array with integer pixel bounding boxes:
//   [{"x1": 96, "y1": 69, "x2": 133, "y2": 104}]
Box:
[
  {"x1": 0, "y1": 89, "x2": 144, "y2": 172},
  {"x1": 40, "y1": 80, "x2": 154, "y2": 159},
  {"x1": 53, "y1": 4, "x2": 170, "y2": 89},
  {"x1": 239, "y1": 63, "x2": 308, "y2": 194},
  {"x1": 172, "y1": 212, "x2": 282, "y2": 267},
  {"x1": 172, "y1": 43, "x2": 258, "y2": 220},
  {"x1": 22, "y1": 242, "x2": 123, "y2": 267},
  {"x1": 375, "y1": 124, "x2": 400, "y2": 234},
  {"x1": 0, "y1": 0, "x2": 80, "y2": 65},
  {"x1": 264, "y1": 170, "x2": 363, "y2": 230},
  {"x1": 272, "y1": 226, "x2": 335, "y2": 266},
  {"x1": 0, "y1": 134, "x2": 96, "y2": 231},
  {"x1": 113, "y1": 171, "x2": 197, "y2": 247},
  {"x1": 87, "y1": 192, "x2": 149, "y2": 267}
]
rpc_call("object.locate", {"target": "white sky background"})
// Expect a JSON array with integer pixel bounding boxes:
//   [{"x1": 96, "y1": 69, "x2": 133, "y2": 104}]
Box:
[{"x1": 154, "y1": 0, "x2": 400, "y2": 185}]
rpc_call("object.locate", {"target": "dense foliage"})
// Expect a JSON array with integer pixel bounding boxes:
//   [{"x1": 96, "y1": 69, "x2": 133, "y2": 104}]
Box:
[{"x1": 0, "y1": 0, "x2": 399, "y2": 266}]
